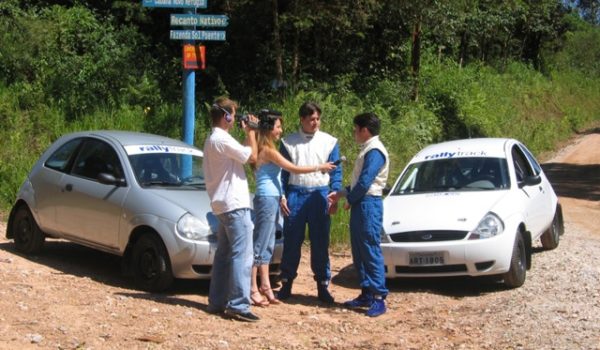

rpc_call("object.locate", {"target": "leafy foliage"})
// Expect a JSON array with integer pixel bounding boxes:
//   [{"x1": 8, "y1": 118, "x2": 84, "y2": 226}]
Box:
[
  {"x1": 0, "y1": 3, "x2": 159, "y2": 117},
  {"x1": 1, "y1": 0, "x2": 600, "y2": 244}
]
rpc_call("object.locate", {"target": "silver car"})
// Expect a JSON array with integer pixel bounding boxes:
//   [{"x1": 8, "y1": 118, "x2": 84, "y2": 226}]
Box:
[{"x1": 6, "y1": 130, "x2": 282, "y2": 291}]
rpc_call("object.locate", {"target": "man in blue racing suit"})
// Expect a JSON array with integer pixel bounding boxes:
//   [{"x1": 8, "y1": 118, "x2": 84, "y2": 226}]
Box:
[
  {"x1": 277, "y1": 102, "x2": 343, "y2": 304},
  {"x1": 328, "y1": 112, "x2": 389, "y2": 317}
]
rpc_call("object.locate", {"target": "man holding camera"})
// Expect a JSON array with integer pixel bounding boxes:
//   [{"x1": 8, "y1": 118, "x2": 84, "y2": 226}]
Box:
[
  {"x1": 277, "y1": 102, "x2": 343, "y2": 304},
  {"x1": 203, "y1": 97, "x2": 259, "y2": 322}
]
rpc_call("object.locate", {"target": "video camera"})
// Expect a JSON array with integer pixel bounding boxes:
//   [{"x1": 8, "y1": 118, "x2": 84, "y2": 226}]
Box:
[{"x1": 235, "y1": 109, "x2": 282, "y2": 130}]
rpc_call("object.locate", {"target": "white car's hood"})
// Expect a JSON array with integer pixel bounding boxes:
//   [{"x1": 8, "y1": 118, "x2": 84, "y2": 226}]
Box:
[{"x1": 383, "y1": 191, "x2": 509, "y2": 233}]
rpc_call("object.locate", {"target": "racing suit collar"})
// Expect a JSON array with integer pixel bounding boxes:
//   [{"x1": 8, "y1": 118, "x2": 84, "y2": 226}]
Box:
[
  {"x1": 359, "y1": 135, "x2": 379, "y2": 149},
  {"x1": 299, "y1": 128, "x2": 318, "y2": 140}
]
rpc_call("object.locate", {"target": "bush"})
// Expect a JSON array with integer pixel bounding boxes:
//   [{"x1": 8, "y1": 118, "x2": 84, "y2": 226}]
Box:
[
  {"x1": 0, "y1": 4, "x2": 158, "y2": 117},
  {"x1": 0, "y1": 84, "x2": 149, "y2": 210}
]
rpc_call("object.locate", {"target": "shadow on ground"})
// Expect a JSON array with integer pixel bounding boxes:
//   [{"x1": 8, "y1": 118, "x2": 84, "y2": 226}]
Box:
[
  {"x1": 541, "y1": 125, "x2": 600, "y2": 201},
  {"x1": 0, "y1": 240, "x2": 210, "y2": 295},
  {"x1": 332, "y1": 263, "x2": 510, "y2": 298},
  {"x1": 542, "y1": 163, "x2": 600, "y2": 201}
]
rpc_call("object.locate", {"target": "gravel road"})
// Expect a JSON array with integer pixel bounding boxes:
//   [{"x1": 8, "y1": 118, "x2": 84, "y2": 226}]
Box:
[{"x1": 0, "y1": 131, "x2": 599, "y2": 350}]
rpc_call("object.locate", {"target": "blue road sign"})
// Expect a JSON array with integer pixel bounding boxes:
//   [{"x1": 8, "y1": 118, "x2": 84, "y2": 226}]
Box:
[
  {"x1": 170, "y1": 30, "x2": 226, "y2": 41},
  {"x1": 170, "y1": 14, "x2": 228, "y2": 27},
  {"x1": 142, "y1": 0, "x2": 207, "y2": 9}
]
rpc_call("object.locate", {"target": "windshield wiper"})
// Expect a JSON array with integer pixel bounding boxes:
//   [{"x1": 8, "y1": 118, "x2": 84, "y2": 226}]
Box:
[
  {"x1": 141, "y1": 181, "x2": 183, "y2": 187},
  {"x1": 462, "y1": 186, "x2": 496, "y2": 190}
]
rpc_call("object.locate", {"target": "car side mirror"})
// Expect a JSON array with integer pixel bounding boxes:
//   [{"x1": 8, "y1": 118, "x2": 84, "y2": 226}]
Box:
[
  {"x1": 382, "y1": 186, "x2": 391, "y2": 196},
  {"x1": 518, "y1": 174, "x2": 541, "y2": 188},
  {"x1": 98, "y1": 172, "x2": 126, "y2": 187}
]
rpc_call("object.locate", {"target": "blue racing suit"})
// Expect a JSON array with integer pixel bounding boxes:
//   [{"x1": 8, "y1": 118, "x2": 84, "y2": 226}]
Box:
[
  {"x1": 346, "y1": 140, "x2": 389, "y2": 298},
  {"x1": 279, "y1": 130, "x2": 342, "y2": 283}
]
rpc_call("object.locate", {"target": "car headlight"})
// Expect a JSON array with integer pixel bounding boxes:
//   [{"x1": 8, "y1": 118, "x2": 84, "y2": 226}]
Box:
[
  {"x1": 468, "y1": 212, "x2": 504, "y2": 240},
  {"x1": 176, "y1": 213, "x2": 212, "y2": 241}
]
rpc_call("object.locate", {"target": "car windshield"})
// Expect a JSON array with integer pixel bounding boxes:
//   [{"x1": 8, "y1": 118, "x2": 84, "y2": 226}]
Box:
[
  {"x1": 129, "y1": 152, "x2": 205, "y2": 189},
  {"x1": 391, "y1": 157, "x2": 510, "y2": 195}
]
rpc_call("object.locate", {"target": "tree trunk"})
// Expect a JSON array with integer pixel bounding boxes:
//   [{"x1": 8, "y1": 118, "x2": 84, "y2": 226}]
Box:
[
  {"x1": 292, "y1": 27, "x2": 299, "y2": 84},
  {"x1": 459, "y1": 31, "x2": 467, "y2": 69},
  {"x1": 410, "y1": 19, "x2": 421, "y2": 102},
  {"x1": 290, "y1": 0, "x2": 300, "y2": 87},
  {"x1": 272, "y1": 0, "x2": 284, "y2": 88}
]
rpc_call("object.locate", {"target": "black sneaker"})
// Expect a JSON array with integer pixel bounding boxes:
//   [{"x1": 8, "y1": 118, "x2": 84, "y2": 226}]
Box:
[
  {"x1": 317, "y1": 281, "x2": 335, "y2": 304},
  {"x1": 224, "y1": 309, "x2": 260, "y2": 322},
  {"x1": 276, "y1": 279, "x2": 293, "y2": 300}
]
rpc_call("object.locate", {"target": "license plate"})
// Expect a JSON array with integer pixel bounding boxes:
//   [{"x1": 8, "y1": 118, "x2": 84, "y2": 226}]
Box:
[{"x1": 409, "y1": 252, "x2": 445, "y2": 266}]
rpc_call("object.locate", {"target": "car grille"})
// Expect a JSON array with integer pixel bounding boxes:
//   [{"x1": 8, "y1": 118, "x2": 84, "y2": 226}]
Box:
[
  {"x1": 395, "y1": 265, "x2": 468, "y2": 273},
  {"x1": 388, "y1": 230, "x2": 468, "y2": 242}
]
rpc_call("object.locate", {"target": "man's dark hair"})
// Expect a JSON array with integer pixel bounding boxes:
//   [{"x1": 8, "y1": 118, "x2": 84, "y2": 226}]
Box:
[
  {"x1": 299, "y1": 102, "x2": 321, "y2": 118},
  {"x1": 353, "y1": 112, "x2": 381, "y2": 136}
]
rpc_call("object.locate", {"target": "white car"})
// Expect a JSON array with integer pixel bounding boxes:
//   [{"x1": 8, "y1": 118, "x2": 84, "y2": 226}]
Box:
[
  {"x1": 6, "y1": 131, "x2": 282, "y2": 291},
  {"x1": 381, "y1": 138, "x2": 563, "y2": 288}
]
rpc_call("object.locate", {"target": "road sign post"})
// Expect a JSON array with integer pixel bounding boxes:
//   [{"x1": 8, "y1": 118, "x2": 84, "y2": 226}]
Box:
[{"x1": 141, "y1": 0, "x2": 228, "y2": 153}]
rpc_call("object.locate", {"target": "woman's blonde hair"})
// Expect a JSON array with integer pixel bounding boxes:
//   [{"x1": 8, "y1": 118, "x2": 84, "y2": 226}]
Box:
[{"x1": 257, "y1": 128, "x2": 276, "y2": 152}]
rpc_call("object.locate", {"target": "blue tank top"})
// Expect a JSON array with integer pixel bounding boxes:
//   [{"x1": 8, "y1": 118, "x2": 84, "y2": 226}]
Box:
[{"x1": 255, "y1": 162, "x2": 282, "y2": 196}]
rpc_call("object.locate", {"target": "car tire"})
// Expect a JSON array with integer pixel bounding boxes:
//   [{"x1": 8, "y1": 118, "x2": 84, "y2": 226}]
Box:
[
  {"x1": 131, "y1": 234, "x2": 174, "y2": 292},
  {"x1": 540, "y1": 205, "x2": 563, "y2": 250},
  {"x1": 11, "y1": 205, "x2": 45, "y2": 254},
  {"x1": 502, "y1": 232, "x2": 526, "y2": 289}
]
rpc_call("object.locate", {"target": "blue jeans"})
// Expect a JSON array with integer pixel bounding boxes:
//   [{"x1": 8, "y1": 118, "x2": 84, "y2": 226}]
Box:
[
  {"x1": 253, "y1": 196, "x2": 280, "y2": 266},
  {"x1": 349, "y1": 196, "x2": 388, "y2": 297},
  {"x1": 208, "y1": 208, "x2": 254, "y2": 314},
  {"x1": 280, "y1": 186, "x2": 331, "y2": 282}
]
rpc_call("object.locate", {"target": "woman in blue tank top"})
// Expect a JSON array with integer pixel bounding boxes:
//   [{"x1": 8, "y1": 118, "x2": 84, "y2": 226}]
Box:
[{"x1": 251, "y1": 116, "x2": 336, "y2": 306}]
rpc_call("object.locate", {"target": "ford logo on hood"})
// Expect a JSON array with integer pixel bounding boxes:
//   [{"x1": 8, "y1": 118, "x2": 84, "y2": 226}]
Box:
[{"x1": 421, "y1": 234, "x2": 433, "y2": 240}]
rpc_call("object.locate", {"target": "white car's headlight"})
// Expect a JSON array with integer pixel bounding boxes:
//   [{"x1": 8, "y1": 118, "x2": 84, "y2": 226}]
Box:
[
  {"x1": 176, "y1": 213, "x2": 212, "y2": 241},
  {"x1": 469, "y1": 212, "x2": 504, "y2": 240}
]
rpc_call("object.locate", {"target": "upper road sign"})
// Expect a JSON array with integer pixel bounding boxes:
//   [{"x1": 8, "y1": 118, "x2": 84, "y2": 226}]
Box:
[
  {"x1": 142, "y1": 0, "x2": 207, "y2": 9},
  {"x1": 170, "y1": 14, "x2": 228, "y2": 27}
]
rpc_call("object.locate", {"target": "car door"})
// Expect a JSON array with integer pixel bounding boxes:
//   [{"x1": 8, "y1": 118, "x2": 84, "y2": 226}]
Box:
[
  {"x1": 511, "y1": 145, "x2": 549, "y2": 236},
  {"x1": 55, "y1": 138, "x2": 128, "y2": 249},
  {"x1": 34, "y1": 138, "x2": 84, "y2": 234},
  {"x1": 518, "y1": 143, "x2": 555, "y2": 230}
]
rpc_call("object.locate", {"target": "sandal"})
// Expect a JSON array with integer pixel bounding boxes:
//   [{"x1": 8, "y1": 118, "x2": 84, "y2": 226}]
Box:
[
  {"x1": 251, "y1": 290, "x2": 269, "y2": 307},
  {"x1": 260, "y1": 286, "x2": 281, "y2": 304}
]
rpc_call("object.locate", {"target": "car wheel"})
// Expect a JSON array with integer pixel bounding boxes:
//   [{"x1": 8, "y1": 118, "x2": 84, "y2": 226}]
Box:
[
  {"x1": 540, "y1": 206, "x2": 561, "y2": 250},
  {"x1": 11, "y1": 205, "x2": 45, "y2": 254},
  {"x1": 502, "y1": 232, "x2": 526, "y2": 288},
  {"x1": 131, "y1": 234, "x2": 174, "y2": 292}
]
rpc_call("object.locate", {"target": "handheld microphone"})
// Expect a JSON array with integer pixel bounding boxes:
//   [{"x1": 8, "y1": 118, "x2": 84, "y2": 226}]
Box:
[{"x1": 333, "y1": 156, "x2": 347, "y2": 166}]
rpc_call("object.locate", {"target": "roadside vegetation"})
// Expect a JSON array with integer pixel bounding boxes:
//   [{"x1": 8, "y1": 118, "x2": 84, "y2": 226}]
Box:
[{"x1": 1, "y1": 0, "x2": 599, "y2": 244}]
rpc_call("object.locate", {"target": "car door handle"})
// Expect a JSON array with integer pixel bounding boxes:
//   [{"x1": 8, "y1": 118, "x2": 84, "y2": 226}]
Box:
[{"x1": 64, "y1": 184, "x2": 73, "y2": 192}]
